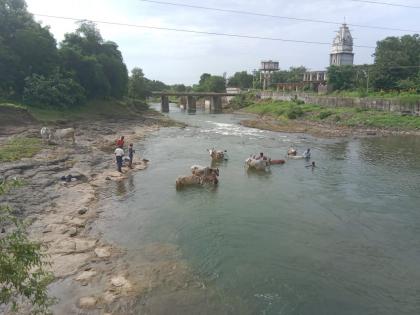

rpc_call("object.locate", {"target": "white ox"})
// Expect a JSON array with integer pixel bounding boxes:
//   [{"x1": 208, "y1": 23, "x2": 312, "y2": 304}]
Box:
[
  {"x1": 190, "y1": 165, "x2": 220, "y2": 177},
  {"x1": 40, "y1": 127, "x2": 75, "y2": 144},
  {"x1": 208, "y1": 148, "x2": 227, "y2": 161},
  {"x1": 245, "y1": 157, "x2": 270, "y2": 171},
  {"x1": 175, "y1": 174, "x2": 203, "y2": 189}
]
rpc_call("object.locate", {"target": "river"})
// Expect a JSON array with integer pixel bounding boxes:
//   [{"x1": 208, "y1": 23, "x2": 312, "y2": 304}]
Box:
[{"x1": 96, "y1": 103, "x2": 420, "y2": 315}]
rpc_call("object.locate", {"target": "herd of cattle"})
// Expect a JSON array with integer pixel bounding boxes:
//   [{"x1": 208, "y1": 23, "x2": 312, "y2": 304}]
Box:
[
  {"x1": 175, "y1": 147, "x2": 309, "y2": 189},
  {"x1": 39, "y1": 128, "x2": 308, "y2": 190}
]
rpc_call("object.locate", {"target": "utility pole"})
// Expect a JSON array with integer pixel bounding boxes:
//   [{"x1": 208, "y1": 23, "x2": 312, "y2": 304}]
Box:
[{"x1": 366, "y1": 68, "x2": 369, "y2": 94}]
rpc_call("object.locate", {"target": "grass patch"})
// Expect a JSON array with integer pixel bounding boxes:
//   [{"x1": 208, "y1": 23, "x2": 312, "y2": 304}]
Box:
[
  {"x1": 245, "y1": 100, "x2": 319, "y2": 118},
  {"x1": 243, "y1": 99, "x2": 420, "y2": 130},
  {"x1": 0, "y1": 137, "x2": 42, "y2": 162},
  {"x1": 329, "y1": 91, "x2": 420, "y2": 104}
]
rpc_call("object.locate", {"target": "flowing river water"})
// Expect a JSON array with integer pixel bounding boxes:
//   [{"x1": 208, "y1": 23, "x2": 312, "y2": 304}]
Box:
[{"x1": 96, "y1": 104, "x2": 420, "y2": 314}]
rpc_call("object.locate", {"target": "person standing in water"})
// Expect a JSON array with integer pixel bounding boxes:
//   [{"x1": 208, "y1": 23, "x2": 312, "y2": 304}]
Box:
[
  {"x1": 116, "y1": 136, "x2": 125, "y2": 148},
  {"x1": 128, "y1": 143, "x2": 135, "y2": 169},
  {"x1": 115, "y1": 146, "x2": 124, "y2": 173},
  {"x1": 303, "y1": 148, "x2": 311, "y2": 159}
]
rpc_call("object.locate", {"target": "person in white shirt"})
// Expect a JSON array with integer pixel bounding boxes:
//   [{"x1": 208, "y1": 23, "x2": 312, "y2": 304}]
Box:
[{"x1": 114, "y1": 146, "x2": 124, "y2": 172}]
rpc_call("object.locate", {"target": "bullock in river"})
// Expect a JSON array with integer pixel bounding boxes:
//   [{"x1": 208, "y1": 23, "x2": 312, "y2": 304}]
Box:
[
  {"x1": 176, "y1": 166, "x2": 219, "y2": 189},
  {"x1": 287, "y1": 147, "x2": 297, "y2": 156},
  {"x1": 191, "y1": 165, "x2": 219, "y2": 177},
  {"x1": 245, "y1": 157, "x2": 270, "y2": 171},
  {"x1": 40, "y1": 127, "x2": 76, "y2": 144},
  {"x1": 208, "y1": 148, "x2": 228, "y2": 161}
]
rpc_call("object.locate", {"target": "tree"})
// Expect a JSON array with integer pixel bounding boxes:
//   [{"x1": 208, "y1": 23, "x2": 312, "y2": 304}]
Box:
[
  {"x1": 146, "y1": 79, "x2": 168, "y2": 92},
  {"x1": 195, "y1": 74, "x2": 226, "y2": 92},
  {"x1": 171, "y1": 84, "x2": 187, "y2": 92},
  {"x1": 0, "y1": 179, "x2": 54, "y2": 314},
  {"x1": 128, "y1": 68, "x2": 149, "y2": 99},
  {"x1": 227, "y1": 71, "x2": 253, "y2": 89},
  {"x1": 59, "y1": 22, "x2": 128, "y2": 99},
  {"x1": 271, "y1": 66, "x2": 307, "y2": 84},
  {"x1": 204, "y1": 76, "x2": 226, "y2": 92},
  {"x1": 199, "y1": 73, "x2": 211, "y2": 86},
  {"x1": 0, "y1": 0, "x2": 58, "y2": 98},
  {"x1": 327, "y1": 65, "x2": 358, "y2": 91},
  {"x1": 372, "y1": 34, "x2": 420, "y2": 91},
  {"x1": 23, "y1": 71, "x2": 86, "y2": 108}
]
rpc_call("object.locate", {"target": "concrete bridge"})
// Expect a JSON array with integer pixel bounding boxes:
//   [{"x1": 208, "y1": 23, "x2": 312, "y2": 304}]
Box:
[{"x1": 151, "y1": 92, "x2": 239, "y2": 113}]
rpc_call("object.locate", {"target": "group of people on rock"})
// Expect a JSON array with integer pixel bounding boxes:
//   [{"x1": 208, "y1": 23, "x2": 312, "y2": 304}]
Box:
[{"x1": 114, "y1": 136, "x2": 135, "y2": 173}]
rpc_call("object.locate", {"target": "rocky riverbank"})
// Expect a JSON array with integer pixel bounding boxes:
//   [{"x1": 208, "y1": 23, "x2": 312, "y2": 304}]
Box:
[{"x1": 0, "y1": 110, "x2": 204, "y2": 314}]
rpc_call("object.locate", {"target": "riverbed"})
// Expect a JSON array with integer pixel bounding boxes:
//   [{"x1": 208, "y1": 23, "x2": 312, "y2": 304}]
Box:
[{"x1": 95, "y1": 104, "x2": 420, "y2": 314}]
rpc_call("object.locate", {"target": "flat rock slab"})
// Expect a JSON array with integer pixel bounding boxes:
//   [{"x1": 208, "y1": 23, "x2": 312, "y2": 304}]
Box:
[
  {"x1": 94, "y1": 246, "x2": 111, "y2": 258},
  {"x1": 51, "y1": 253, "x2": 91, "y2": 278},
  {"x1": 78, "y1": 296, "x2": 97, "y2": 309},
  {"x1": 75, "y1": 269, "x2": 97, "y2": 282}
]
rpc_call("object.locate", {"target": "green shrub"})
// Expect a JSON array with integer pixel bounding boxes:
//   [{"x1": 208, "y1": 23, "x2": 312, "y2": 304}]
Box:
[
  {"x1": 23, "y1": 72, "x2": 86, "y2": 108},
  {"x1": 286, "y1": 105, "x2": 303, "y2": 119},
  {"x1": 0, "y1": 180, "x2": 55, "y2": 314},
  {"x1": 354, "y1": 107, "x2": 368, "y2": 113},
  {"x1": 318, "y1": 110, "x2": 333, "y2": 119}
]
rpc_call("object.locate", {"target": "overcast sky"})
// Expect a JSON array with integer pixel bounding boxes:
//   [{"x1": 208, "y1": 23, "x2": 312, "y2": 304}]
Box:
[{"x1": 26, "y1": 0, "x2": 419, "y2": 85}]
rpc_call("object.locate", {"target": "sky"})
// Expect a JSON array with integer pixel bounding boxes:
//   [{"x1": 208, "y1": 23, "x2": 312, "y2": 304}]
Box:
[{"x1": 26, "y1": 0, "x2": 419, "y2": 85}]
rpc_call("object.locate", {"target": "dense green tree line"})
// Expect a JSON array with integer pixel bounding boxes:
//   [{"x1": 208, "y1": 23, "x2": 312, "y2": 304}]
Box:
[
  {"x1": 225, "y1": 67, "x2": 307, "y2": 90},
  {"x1": 0, "y1": 0, "x2": 129, "y2": 107},
  {"x1": 0, "y1": 0, "x2": 168, "y2": 107},
  {"x1": 193, "y1": 73, "x2": 226, "y2": 92}
]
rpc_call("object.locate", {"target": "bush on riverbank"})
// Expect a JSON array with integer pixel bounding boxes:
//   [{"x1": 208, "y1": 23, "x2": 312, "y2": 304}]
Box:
[
  {"x1": 242, "y1": 100, "x2": 420, "y2": 130},
  {"x1": 0, "y1": 180, "x2": 54, "y2": 314}
]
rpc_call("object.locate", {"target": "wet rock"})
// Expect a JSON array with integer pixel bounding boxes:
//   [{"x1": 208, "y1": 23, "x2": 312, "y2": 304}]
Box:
[
  {"x1": 94, "y1": 246, "x2": 111, "y2": 258},
  {"x1": 69, "y1": 227, "x2": 78, "y2": 237},
  {"x1": 78, "y1": 207, "x2": 88, "y2": 215},
  {"x1": 67, "y1": 217, "x2": 86, "y2": 228},
  {"x1": 75, "y1": 269, "x2": 97, "y2": 282},
  {"x1": 103, "y1": 291, "x2": 117, "y2": 304},
  {"x1": 51, "y1": 253, "x2": 91, "y2": 278},
  {"x1": 78, "y1": 296, "x2": 97, "y2": 309},
  {"x1": 75, "y1": 238, "x2": 97, "y2": 252},
  {"x1": 111, "y1": 276, "x2": 128, "y2": 287}
]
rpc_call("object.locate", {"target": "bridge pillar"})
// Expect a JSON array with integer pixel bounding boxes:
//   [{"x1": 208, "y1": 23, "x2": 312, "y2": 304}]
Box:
[
  {"x1": 210, "y1": 96, "x2": 222, "y2": 113},
  {"x1": 161, "y1": 95, "x2": 169, "y2": 113},
  {"x1": 186, "y1": 96, "x2": 196, "y2": 113},
  {"x1": 180, "y1": 96, "x2": 187, "y2": 110}
]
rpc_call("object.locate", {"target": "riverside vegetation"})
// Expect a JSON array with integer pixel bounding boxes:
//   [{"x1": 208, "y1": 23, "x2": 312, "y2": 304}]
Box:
[{"x1": 233, "y1": 95, "x2": 420, "y2": 135}]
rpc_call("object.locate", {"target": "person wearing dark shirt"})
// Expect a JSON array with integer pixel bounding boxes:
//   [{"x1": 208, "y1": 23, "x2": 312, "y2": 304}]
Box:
[{"x1": 128, "y1": 143, "x2": 135, "y2": 169}]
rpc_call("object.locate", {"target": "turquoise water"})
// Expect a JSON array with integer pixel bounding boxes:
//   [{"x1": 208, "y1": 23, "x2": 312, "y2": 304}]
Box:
[{"x1": 97, "y1": 104, "x2": 420, "y2": 314}]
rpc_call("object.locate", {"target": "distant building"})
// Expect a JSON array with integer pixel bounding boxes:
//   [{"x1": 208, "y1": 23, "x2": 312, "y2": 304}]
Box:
[
  {"x1": 275, "y1": 23, "x2": 355, "y2": 93},
  {"x1": 225, "y1": 87, "x2": 241, "y2": 103},
  {"x1": 330, "y1": 23, "x2": 354, "y2": 66},
  {"x1": 260, "y1": 60, "x2": 279, "y2": 90}
]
